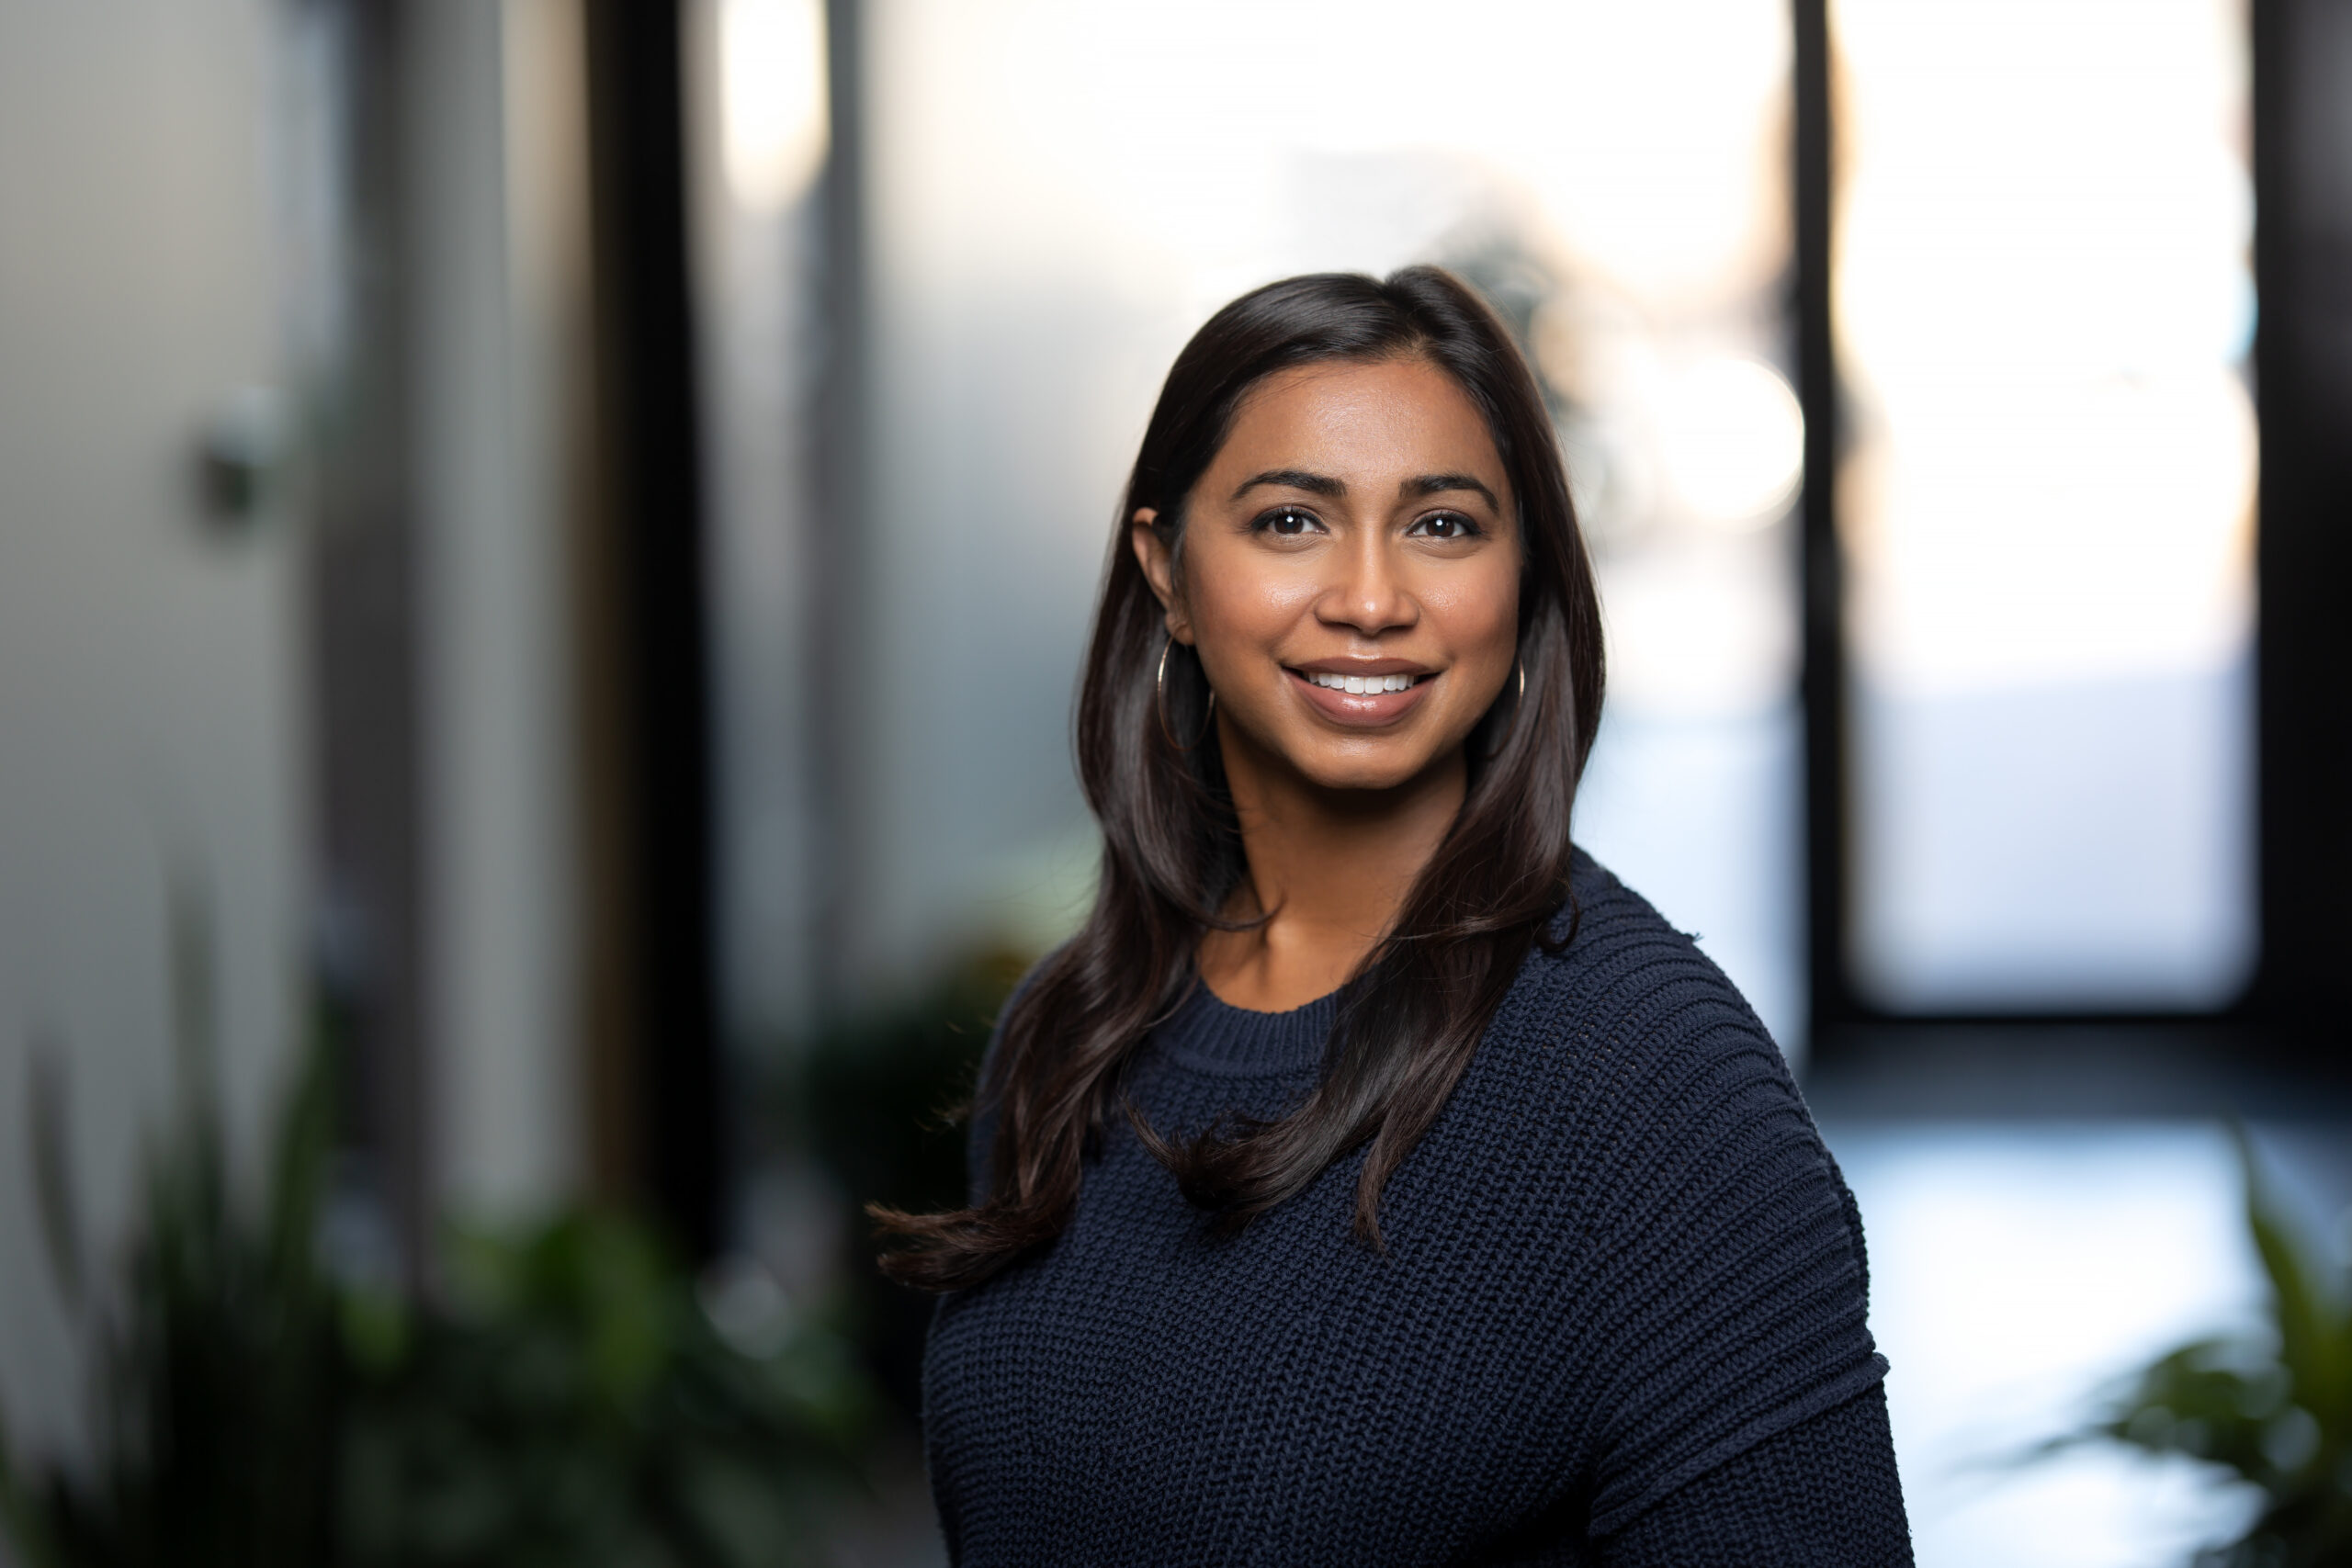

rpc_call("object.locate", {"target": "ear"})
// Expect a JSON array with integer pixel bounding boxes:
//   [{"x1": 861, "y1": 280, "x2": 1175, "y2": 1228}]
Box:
[{"x1": 1129, "y1": 510, "x2": 1193, "y2": 644}]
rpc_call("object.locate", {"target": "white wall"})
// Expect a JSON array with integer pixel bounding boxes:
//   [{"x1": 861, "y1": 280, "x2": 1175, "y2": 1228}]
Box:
[
  {"x1": 0, "y1": 0, "x2": 602, "y2": 1493},
  {"x1": 0, "y1": 0, "x2": 302, "y2": 1466}
]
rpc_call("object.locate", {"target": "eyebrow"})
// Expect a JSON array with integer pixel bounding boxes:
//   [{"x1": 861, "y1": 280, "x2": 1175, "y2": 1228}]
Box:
[
  {"x1": 1230, "y1": 468, "x2": 1344, "y2": 501},
  {"x1": 1227, "y1": 468, "x2": 1502, "y2": 511},
  {"x1": 1407, "y1": 472, "x2": 1501, "y2": 511}
]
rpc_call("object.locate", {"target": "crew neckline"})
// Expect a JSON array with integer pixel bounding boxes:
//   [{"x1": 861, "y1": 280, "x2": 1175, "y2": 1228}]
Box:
[{"x1": 1153, "y1": 979, "x2": 1338, "y2": 1078}]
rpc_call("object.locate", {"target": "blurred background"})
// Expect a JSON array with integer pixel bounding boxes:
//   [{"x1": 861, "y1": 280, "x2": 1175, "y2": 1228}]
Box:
[{"x1": 2, "y1": 0, "x2": 2349, "y2": 1562}]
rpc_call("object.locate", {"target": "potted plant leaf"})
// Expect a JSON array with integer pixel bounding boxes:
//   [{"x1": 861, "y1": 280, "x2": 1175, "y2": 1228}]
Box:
[
  {"x1": 0, "y1": 897, "x2": 877, "y2": 1568},
  {"x1": 2062, "y1": 1127, "x2": 2352, "y2": 1567}
]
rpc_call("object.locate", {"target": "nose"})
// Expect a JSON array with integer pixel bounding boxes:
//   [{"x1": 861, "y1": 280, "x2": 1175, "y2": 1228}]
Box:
[{"x1": 1315, "y1": 527, "x2": 1419, "y2": 639}]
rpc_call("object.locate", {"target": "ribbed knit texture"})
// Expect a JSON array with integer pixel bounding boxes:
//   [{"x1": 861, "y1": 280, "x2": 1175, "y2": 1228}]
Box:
[
  {"x1": 1600, "y1": 1388, "x2": 1909, "y2": 1566},
  {"x1": 922, "y1": 852, "x2": 1910, "y2": 1564}
]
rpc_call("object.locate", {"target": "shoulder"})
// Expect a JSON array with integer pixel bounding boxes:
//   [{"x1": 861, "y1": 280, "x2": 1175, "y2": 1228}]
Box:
[
  {"x1": 1464, "y1": 857, "x2": 1886, "y2": 1529},
  {"x1": 1497, "y1": 852, "x2": 1825, "y2": 1193},
  {"x1": 1463, "y1": 850, "x2": 1865, "y2": 1347},
  {"x1": 1498, "y1": 849, "x2": 1790, "y2": 1093}
]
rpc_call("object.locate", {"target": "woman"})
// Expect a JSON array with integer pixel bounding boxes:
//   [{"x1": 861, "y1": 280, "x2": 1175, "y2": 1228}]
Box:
[{"x1": 879, "y1": 268, "x2": 1910, "y2": 1564}]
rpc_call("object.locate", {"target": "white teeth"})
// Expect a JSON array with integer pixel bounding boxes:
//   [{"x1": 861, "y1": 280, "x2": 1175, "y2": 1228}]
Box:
[{"x1": 1306, "y1": 671, "x2": 1418, "y2": 693}]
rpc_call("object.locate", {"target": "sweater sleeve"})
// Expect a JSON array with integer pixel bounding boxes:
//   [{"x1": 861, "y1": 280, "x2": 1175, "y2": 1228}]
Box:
[
  {"x1": 1571, "y1": 984, "x2": 1892, "y2": 1537},
  {"x1": 1599, "y1": 1385, "x2": 1913, "y2": 1565}
]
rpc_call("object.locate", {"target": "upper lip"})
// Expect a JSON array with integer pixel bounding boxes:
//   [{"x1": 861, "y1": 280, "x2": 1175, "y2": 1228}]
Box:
[{"x1": 1288, "y1": 658, "x2": 1434, "y2": 677}]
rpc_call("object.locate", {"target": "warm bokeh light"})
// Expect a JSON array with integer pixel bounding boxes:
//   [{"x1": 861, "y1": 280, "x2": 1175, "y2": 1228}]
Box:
[
  {"x1": 718, "y1": 0, "x2": 827, "y2": 213},
  {"x1": 1656, "y1": 356, "x2": 1805, "y2": 529}
]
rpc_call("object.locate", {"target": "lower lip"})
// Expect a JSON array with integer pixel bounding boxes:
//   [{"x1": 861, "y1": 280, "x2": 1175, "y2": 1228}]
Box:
[{"x1": 1287, "y1": 671, "x2": 1433, "y2": 727}]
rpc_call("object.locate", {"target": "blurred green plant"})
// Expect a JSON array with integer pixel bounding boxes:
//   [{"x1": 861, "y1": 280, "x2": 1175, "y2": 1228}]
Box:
[
  {"x1": 0, "y1": 894, "x2": 874, "y2": 1568},
  {"x1": 0, "y1": 1032, "x2": 342, "y2": 1566},
  {"x1": 2061, "y1": 1126, "x2": 2352, "y2": 1567},
  {"x1": 335, "y1": 1208, "x2": 871, "y2": 1567},
  {"x1": 792, "y1": 947, "x2": 1025, "y2": 1420}
]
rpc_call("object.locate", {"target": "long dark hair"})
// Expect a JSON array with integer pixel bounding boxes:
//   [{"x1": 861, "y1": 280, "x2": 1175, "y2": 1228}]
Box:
[{"x1": 876, "y1": 266, "x2": 1605, "y2": 1292}]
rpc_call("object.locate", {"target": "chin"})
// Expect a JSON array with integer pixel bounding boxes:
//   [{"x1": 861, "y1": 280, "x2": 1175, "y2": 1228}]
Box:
[{"x1": 1293, "y1": 744, "x2": 1441, "y2": 795}]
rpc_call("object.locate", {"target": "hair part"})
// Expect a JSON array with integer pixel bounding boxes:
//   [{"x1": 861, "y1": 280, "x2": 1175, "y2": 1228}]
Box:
[{"x1": 874, "y1": 266, "x2": 1605, "y2": 1291}]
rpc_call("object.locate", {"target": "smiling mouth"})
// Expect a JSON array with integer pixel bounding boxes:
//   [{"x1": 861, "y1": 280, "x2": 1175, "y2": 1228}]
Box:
[
  {"x1": 1284, "y1": 666, "x2": 1435, "y2": 728},
  {"x1": 1295, "y1": 670, "x2": 1426, "y2": 694}
]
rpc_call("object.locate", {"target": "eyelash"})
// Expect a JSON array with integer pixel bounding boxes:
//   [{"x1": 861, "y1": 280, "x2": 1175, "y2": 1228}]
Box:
[
  {"x1": 1252, "y1": 505, "x2": 1324, "y2": 536},
  {"x1": 1249, "y1": 507, "x2": 1485, "y2": 539},
  {"x1": 1410, "y1": 512, "x2": 1483, "y2": 540}
]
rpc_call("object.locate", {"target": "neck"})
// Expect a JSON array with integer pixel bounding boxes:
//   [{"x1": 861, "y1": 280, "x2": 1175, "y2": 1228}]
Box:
[{"x1": 1196, "y1": 723, "x2": 1466, "y2": 1012}]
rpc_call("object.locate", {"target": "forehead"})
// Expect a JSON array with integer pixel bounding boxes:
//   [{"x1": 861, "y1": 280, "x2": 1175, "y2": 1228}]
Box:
[{"x1": 1214, "y1": 357, "x2": 1506, "y2": 481}]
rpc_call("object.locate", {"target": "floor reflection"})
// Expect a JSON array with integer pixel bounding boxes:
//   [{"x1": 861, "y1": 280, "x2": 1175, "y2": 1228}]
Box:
[{"x1": 1824, "y1": 1114, "x2": 2350, "y2": 1567}]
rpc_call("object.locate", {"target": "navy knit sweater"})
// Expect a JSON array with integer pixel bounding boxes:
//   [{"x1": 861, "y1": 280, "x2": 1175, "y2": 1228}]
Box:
[{"x1": 922, "y1": 852, "x2": 1911, "y2": 1564}]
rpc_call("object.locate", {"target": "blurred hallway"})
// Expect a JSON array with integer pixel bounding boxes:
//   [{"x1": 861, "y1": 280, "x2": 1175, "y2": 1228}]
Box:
[{"x1": 3, "y1": 1, "x2": 2351, "y2": 1563}]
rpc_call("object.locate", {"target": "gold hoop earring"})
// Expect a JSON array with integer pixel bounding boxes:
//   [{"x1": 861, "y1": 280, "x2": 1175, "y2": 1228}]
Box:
[
  {"x1": 1156, "y1": 637, "x2": 1216, "y2": 751},
  {"x1": 1483, "y1": 658, "x2": 1528, "y2": 759}
]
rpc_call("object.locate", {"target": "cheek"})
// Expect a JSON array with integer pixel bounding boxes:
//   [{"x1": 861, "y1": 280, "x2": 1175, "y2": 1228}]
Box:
[
  {"x1": 1182, "y1": 548, "x2": 1318, "y2": 652},
  {"x1": 1424, "y1": 560, "x2": 1522, "y2": 664}
]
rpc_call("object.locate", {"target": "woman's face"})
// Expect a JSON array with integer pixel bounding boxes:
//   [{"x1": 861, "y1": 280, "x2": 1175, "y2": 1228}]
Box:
[{"x1": 1134, "y1": 355, "x2": 1522, "y2": 795}]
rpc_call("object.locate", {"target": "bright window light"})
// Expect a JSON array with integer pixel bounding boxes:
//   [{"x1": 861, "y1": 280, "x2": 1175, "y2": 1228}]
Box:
[
  {"x1": 1836, "y1": 0, "x2": 2257, "y2": 1010},
  {"x1": 719, "y1": 0, "x2": 828, "y2": 214}
]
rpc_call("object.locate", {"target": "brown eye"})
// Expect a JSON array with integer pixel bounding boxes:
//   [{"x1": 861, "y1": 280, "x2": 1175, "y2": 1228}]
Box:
[
  {"x1": 1411, "y1": 512, "x2": 1481, "y2": 540},
  {"x1": 1258, "y1": 505, "x2": 1322, "y2": 536}
]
